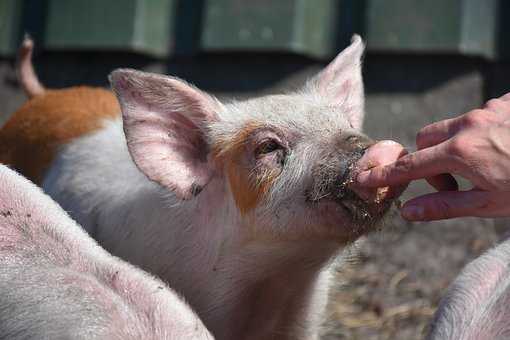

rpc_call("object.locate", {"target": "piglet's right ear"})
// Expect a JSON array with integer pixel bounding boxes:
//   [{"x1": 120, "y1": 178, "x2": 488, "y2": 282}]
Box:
[{"x1": 110, "y1": 69, "x2": 222, "y2": 200}]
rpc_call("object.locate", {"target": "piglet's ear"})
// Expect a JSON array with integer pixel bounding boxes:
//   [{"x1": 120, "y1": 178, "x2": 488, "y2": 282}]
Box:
[
  {"x1": 309, "y1": 35, "x2": 365, "y2": 130},
  {"x1": 110, "y1": 69, "x2": 222, "y2": 200}
]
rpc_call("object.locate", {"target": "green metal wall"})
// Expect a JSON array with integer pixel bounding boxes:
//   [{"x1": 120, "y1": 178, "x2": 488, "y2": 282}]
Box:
[{"x1": 0, "y1": 0, "x2": 506, "y2": 59}]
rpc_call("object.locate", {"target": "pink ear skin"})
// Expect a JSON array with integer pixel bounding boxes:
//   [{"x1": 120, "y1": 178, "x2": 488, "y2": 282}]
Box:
[
  {"x1": 110, "y1": 69, "x2": 223, "y2": 200},
  {"x1": 311, "y1": 35, "x2": 365, "y2": 130}
]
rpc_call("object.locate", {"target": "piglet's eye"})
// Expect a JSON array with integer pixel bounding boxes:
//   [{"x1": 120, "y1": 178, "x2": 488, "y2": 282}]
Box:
[{"x1": 255, "y1": 140, "x2": 281, "y2": 156}]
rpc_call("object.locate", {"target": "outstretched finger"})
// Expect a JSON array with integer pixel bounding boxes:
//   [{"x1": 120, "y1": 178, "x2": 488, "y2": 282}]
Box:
[
  {"x1": 416, "y1": 117, "x2": 461, "y2": 150},
  {"x1": 400, "y1": 190, "x2": 493, "y2": 221},
  {"x1": 356, "y1": 144, "x2": 455, "y2": 188}
]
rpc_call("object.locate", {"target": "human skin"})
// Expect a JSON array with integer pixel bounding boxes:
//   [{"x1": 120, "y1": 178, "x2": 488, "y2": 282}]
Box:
[{"x1": 357, "y1": 93, "x2": 510, "y2": 221}]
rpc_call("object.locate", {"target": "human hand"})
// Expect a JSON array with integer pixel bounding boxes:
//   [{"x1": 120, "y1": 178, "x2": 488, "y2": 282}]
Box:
[{"x1": 357, "y1": 93, "x2": 510, "y2": 221}]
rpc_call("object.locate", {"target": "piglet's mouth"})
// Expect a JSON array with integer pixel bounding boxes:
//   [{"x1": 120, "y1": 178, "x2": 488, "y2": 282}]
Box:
[
  {"x1": 306, "y1": 153, "x2": 386, "y2": 226},
  {"x1": 333, "y1": 174, "x2": 395, "y2": 226},
  {"x1": 307, "y1": 140, "x2": 408, "y2": 226},
  {"x1": 306, "y1": 176, "x2": 394, "y2": 228},
  {"x1": 336, "y1": 186, "x2": 395, "y2": 225}
]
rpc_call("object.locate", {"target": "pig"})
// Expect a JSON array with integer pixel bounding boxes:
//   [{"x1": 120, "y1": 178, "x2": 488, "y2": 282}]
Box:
[
  {"x1": 0, "y1": 37, "x2": 120, "y2": 184},
  {"x1": 0, "y1": 35, "x2": 405, "y2": 339},
  {"x1": 428, "y1": 237, "x2": 510, "y2": 340},
  {"x1": 0, "y1": 164, "x2": 212, "y2": 339}
]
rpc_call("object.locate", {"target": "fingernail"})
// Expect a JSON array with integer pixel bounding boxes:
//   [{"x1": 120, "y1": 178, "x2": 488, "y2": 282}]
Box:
[
  {"x1": 401, "y1": 205, "x2": 424, "y2": 221},
  {"x1": 357, "y1": 171, "x2": 370, "y2": 184}
]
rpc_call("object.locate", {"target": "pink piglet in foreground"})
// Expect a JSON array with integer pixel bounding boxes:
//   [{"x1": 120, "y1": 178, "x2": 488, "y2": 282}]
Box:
[{"x1": 0, "y1": 164, "x2": 212, "y2": 340}]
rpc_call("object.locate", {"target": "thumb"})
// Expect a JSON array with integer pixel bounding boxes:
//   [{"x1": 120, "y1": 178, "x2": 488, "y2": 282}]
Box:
[{"x1": 401, "y1": 190, "x2": 493, "y2": 221}]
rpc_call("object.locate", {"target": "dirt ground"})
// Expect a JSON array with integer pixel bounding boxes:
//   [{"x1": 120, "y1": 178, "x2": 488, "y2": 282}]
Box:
[{"x1": 323, "y1": 202, "x2": 502, "y2": 339}]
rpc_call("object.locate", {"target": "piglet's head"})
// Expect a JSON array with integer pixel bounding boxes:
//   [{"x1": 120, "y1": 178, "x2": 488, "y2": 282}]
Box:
[{"x1": 110, "y1": 35, "x2": 403, "y2": 243}]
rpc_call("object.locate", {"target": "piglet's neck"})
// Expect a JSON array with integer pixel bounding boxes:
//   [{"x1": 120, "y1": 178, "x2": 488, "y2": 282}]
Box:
[
  {"x1": 203, "y1": 240, "x2": 342, "y2": 340},
  {"x1": 170, "y1": 183, "x2": 343, "y2": 339}
]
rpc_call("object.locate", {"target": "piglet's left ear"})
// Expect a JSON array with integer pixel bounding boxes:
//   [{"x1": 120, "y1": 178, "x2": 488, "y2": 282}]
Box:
[
  {"x1": 110, "y1": 69, "x2": 222, "y2": 200},
  {"x1": 309, "y1": 35, "x2": 365, "y2": 130}
]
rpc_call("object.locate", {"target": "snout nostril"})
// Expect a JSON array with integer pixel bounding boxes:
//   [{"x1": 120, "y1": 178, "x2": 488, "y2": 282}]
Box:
[
  {"x1": 345, "y1": 135, "x2": 360, "y2": 143},
  {"x1": 344, "y1": 134, "x2": 374, "y2": 152}
]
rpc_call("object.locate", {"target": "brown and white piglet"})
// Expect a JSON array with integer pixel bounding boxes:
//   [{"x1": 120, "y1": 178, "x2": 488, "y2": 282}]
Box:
[{"x1": 1, "y1": 35, "x2": 405, "y2": 340}]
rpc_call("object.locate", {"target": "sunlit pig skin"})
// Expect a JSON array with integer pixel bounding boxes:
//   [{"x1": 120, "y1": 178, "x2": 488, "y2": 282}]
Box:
[
  {"x1": 428, "y1": 236, "x2": 510, "y2": 340},
  {"x1": 0, "y1": 165, "x2": 212, "y2": 340}
]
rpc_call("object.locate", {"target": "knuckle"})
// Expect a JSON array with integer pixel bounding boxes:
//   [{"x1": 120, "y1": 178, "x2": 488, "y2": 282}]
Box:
[
  {"x1": 462, "y1": 109, "x2": 489, "y2": 127},
  {"x1": 485, "y1": 98, "x2": 502, "y2": 110},
  {"x1": 446, "y1": 140, "x2": 472, "y2": 172},
  {"x1": 500, "y1": 92, "x2": 510, "y2": 101},
  {"x1": 447, "y1": 137, "x2": 466, "y2": 156},
  {"x1": 394, "y1": 154, "x2": 415, "y2": 173},
  {"x1": 478, "y1": 194, "x2": 495, "y2": 211},
  {"x1": 415, "y1": 129, "x2": 429, "y2": 149},
  {"x1": 372, "y1": 166, "x2": 390, "y2": 182},
  {"x1": 428, "y1": 199, "x2": 453, "y2": 220},
  {"x1": 367, "y1": 164, "x2": 395, "y2": 184},
  {"x1": 484, "y1": 98, "x2": 510, "y2": 112}
]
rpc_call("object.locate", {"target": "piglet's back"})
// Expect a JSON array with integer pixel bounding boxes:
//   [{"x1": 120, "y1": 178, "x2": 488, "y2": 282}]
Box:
[
  {"x1": 0, "y1": 87, "x2": 119, "y2": 184},
  {"x1": 0, "y1": 36, "x2": 120, "y2": 184},
  {"x1": 0, "y1": 164, "x2": 212, "y2": 339}
]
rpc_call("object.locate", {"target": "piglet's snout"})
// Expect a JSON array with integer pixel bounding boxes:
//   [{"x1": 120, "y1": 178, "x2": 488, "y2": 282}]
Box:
[{"x1": 349, "y1": 140, "x2": 408, "y2": 203}]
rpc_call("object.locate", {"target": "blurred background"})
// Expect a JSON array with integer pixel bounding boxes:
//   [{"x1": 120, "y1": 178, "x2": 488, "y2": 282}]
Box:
[{"x1": 1, "y1": 0, "x2": 509, "y2": 339}]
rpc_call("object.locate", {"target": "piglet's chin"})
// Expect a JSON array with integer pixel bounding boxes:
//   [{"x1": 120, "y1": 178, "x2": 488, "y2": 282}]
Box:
[
  {"x1": 349, "y1": 140, "x2": 408, "y2": 207},
  {"x1": 316, "y1": 200, "x2": 364, "y2": 239}
]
